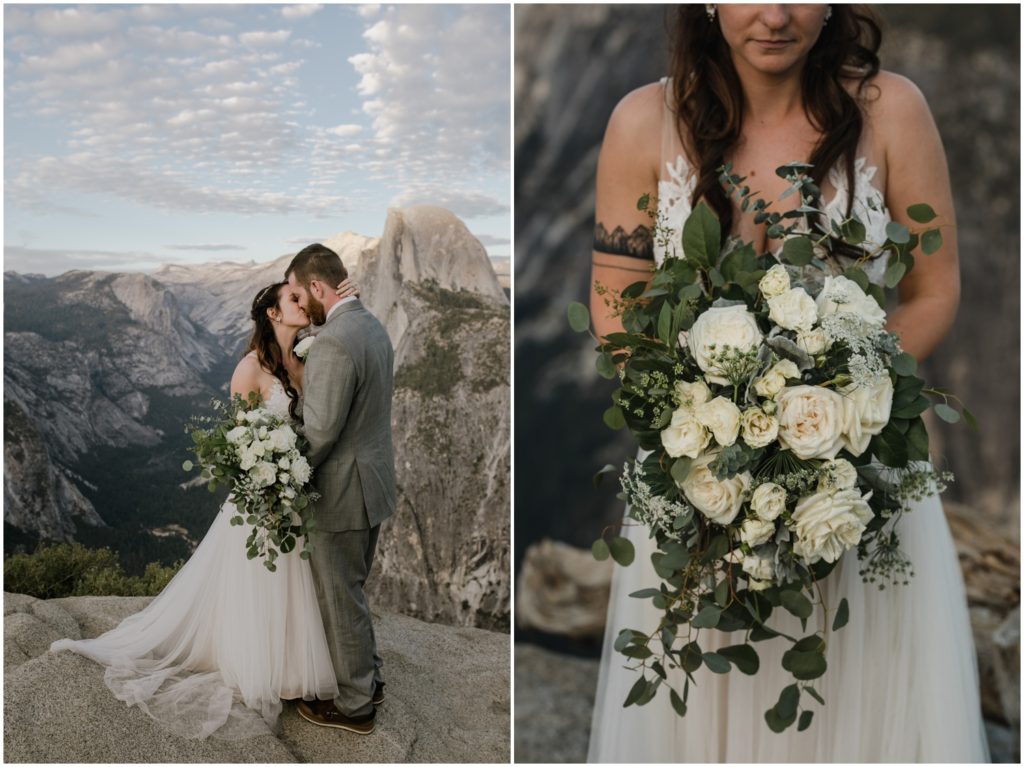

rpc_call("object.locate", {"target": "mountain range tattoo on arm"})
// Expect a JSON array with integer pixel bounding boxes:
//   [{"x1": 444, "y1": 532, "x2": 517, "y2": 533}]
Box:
[{"x1": 593, "y1": 223, "x2": 654, "y2": 260}]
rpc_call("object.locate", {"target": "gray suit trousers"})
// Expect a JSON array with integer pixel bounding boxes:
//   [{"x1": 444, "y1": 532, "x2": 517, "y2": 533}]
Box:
[{"x1": 307, "y1": 525, "x2": 384, "y2": 717}]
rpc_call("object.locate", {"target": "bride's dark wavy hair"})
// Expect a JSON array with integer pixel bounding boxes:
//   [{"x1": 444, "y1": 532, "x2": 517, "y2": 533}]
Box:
[
  {"x1": 245, "y1": 282, "x2": 301, "y2": 421},
  {"x1": 670, "y1": 4, "x2": 882, "y2": 239}
]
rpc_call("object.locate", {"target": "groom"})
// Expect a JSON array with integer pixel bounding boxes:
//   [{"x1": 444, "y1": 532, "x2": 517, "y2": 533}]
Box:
[{"x1": 285, "y1": 243, "x2": 396, "y2": 735}]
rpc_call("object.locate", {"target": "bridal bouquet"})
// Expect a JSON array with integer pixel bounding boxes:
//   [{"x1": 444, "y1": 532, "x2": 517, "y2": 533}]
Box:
[
  {"x1": 570, "y1": 163, "x2": 971, "y2": 733},
  {"x1": 183, "y1": 393, "x2": 319, "y2": 571}
]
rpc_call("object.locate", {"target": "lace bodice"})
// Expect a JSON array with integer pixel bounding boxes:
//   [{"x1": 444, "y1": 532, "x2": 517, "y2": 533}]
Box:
[
  {"x1": 245, "y1": 353, "x2": 295, "y2": 420},
  {"x1": 655, "y1": 79, "x2": 892, "y2": 286}
]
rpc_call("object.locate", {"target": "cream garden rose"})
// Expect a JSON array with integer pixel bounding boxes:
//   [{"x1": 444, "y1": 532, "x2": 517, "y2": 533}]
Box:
[
  {"x1": 740, "y1": 517, "x2": 775, "y2": 547},
  {"x1": 776, "y1": 385, "x2": 846, "y2": 459},
  {"x1": 687, "y1": 305, "x2": 763, "y2": 385},
  {"x1": 818, "y1": 458, "x2": 858, "y2": 491},
  {"x1": 839, "y1": 375, "x2": 895, "y2": 456},
  {"x1": 695, "y1": 396, "x2": 742, "y2": 447},
  {"x1": 790, "y1": 487, "x2": 874, "y2": 564},
  {"x1": 796, "y1": 327, "x2": 829, "y2": 356},
  {"x1": 674, "y1": 379, "x2": 712, "y2": 410},
  {"x1": 767, "y1": 287, "x2": 818, "y2": 332},
  {"x1": 753, "y1": 359, "x2": 801, "y2": 399},
  {"x1": 751, "y1": 482, "x2": 787, "y2": 521},
  {"x1": 680, "y1": 451, "x2": 751, "y2": 525},
  {"x1": 661, "y1": 407, "x2": 712, "y2": 459},
  {"x1": 758, "y1": 263, "x2": 790, "y2": 298},
  {"x1": 740, "y1": 407, "x2": 779, "y2": 448},
  {"x1": 815, "y1": 275, "x2": 886, "y2": 325}
]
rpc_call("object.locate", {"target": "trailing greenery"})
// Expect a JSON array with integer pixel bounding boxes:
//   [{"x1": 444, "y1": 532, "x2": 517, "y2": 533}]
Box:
[{"x1": 4, "y1": 542, "x2": 184, "y2": 599}]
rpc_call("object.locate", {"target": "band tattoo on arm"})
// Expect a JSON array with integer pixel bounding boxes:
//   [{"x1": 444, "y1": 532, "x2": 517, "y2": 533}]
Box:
[{"x1": 593, "y1": 222, "x2": 654, "y2": 260}]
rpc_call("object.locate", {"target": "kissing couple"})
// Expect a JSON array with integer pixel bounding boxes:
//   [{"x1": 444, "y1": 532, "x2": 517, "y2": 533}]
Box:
[{"x1": 51, "y1": 243, "x2": 398, "y2": 739}]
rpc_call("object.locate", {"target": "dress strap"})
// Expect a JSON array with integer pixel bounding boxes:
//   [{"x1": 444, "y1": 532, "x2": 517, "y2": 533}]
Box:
[{"x1": 659, "y1": 76, "x2": 687, "y2": 183}]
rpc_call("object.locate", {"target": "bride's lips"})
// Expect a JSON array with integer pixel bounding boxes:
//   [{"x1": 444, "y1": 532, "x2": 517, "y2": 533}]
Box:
[{"x1": 753, "y1": 39, "x2": 794, "y2": 51}]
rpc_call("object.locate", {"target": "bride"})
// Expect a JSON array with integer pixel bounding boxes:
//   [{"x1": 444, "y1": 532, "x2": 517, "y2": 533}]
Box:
[
  {"x1": 587, "y1": 4, "x2": 988, "y2": 762},
  {"x1": 51, "y1": 278, "x2": 359, "y2": 740}
]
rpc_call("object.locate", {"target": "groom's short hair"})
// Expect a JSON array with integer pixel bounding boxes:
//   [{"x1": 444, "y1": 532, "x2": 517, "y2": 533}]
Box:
[{"x1": 286, "y1": 243, "x2": 348, "y2": 288}]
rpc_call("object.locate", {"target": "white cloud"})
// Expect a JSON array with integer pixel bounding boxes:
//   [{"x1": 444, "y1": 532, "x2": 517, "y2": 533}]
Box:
[
  {"x1": 239, "y1": 30, "x2": 292, "y2": 46},
  {"x1": 32, "y1": 7, "x2": 125, "y2": 37},
  {"x1": 164, "y1": 243, "x2": 247, "y2": 252},
  {"x1": 281, "y1": 5, "x2": 323, "y2": 20},
  {"x1": 328, "y1": 124, "x2": 363, "y2": 137},
  {"x1": 391, "y1": 185, "x2": 508, "y2": 218},
  {"x1": 357, "y1": 5, "x2": 381, "y2": 19},
  {"x1": 4, "y1": 245, "x2": 164, "y2": 276}
]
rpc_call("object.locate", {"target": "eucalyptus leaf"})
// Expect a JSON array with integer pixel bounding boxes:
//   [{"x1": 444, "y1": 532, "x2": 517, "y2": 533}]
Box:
[
  {"x1": 779, "y1": 589, "x2": 813, "y2": 619},
  {"x1": 682, "y1": 201, "x2": 722, "y2": 268},
  {"x1": 884, "y1": 261, "x2": 907, "y2": 288},
  {"x1": 691, "y1": 604, "x2": 723, "y2": 629},
  {"x1": 921, "y1": 228, "x2": 943, "y2": 255},
  {"x1": 934, "y1": 403, "x2": 960, "y2": 423},
  {"x1": 568, "y1": 302, "x2": 590, "y2": 332},
  {"x1": 832, "y1": 598, "x2": 850, "y2": 631},
  {"x1": 603, "y1": 405, "x2": 626, "y2": 430},
  {"x1": 702, "y1": 652, "x2": 731, "y2": 674},
  {"x1": 798, "y1": 710, "x2": 815, "y2": 732},
  {"x1": 670, "y1": 688, "x2": 688, "y2": 717},
  {"x1": 892, "y1": 352, "x2": 918, "y2": 376},
  {"x1": 885, "y1": 221, "x2": 910, "y2": 244},
  {"x1": 608, "y1": 536, "x2": 636, "y2": 566},
  {"x1": 596, "y1": 352, "x2": 617, "y2": 379},
  {"x1": 592, "y1": 538, "x2": 610, "y2": 561},
  {"x1": 906, "y1": 203, "x2": 937, "y2": 223},
  {"x1": 777, "y1": 683, "x2": 801, "y2": 719},
  {"x1": 718, "y1": 644, "x2": 760, "y2": 675},
  {"x1": 782, "y1": 236, "x2": 814, "y2": 266},
  {"x1": 679, "y1": 641, "x2": 703, "y2": 673}
]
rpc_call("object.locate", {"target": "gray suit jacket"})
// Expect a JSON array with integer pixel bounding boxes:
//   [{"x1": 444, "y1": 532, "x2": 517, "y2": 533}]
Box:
[{"x1": 302, "y1": 299, "x2": 396, "y2": 531}]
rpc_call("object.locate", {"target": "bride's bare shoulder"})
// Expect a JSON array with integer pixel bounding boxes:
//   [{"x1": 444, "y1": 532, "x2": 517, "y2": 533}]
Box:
[
  {"x1": 855, "y1": 69, "x2": 936, "y2": 140},
  {"x1": 601, "y1": 81, "x2": 665, "y2": 158},
  {"x1": 230, "y1": 354, "x2": 265, "y2": 399}
]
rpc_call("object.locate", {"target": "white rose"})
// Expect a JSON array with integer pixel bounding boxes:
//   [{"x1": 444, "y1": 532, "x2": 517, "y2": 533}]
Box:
[
  {"x1": 687, "y1": 305, "x2": 764, "y2": 385},
  {"x1": 679, "y1": 451, "x2": 751, "y2": 526},
  {"x1": 839, "y1": 376, "x2": 894, "y2": 456},
  {"x1": 674, "y1": 379, "x2": 712, "y2": 410},
  {"x1": 776, "y1": 385, "x2": 847, "y2": 460},
  {"x1": 278, "y1": 456, "x2": 291, "y2": 470},
  {"x1": 251, "y1": 461, "x2": 278, "y2": 488},
  {"x1": 751, "y1": 482, "x2": 787, "y2": 521},
  {"x1": 250, "y1": 439, "x2": 267, "y2": 458},
  {"x1": 741, "y1": 553, "x2": 776, "y2": 585},
  {"x1": 238, "y1": 445, "x2": 258, "y2": 472},
  {"x1": 768, "y1": 287, "x2": 818, "y2": 332},
  {"x1": 268, "y1": 424, "x2": 298, "y2": 453},
  {"x1": 278, "y1": 472, "x2": 290, "y2": 485},
  {"x1": 244, "y1": 410, "x2": 263, "y2": 424},
  {"x1": 740, "y1": 407, "x2": 779, "y2": 449},
  {"x1": 740, "y1": 517, "x2": 775, "y2": 547},
  {"x1": 291, "y1": 456, "x2": 312, "y2": 485},
  {"x1": 283, "y1": 485, "x2": 297, "y2": 499},
  {"x1": 818, "y1": 458, "x2": 859, "y2": 491},
  {"x1": 796, "y1": 327, "x2": 830, "y2": 356},
  {"x1": 790, "y1": 487, "x2": 874, "y2": 564},
  {"x1": 753, "y1": 359, "x2": 801, "y2": 399},
  {"x1": 257, "y1": 426, "x2": 268, "y2": 439},
  {"x1": 226, "y1": 425, "x2": 252, "y2": 446},
  {"x1": 661, "y1": 407, "x2": 712, "y2": 459},
  {"x1": 815, "y1": 275, "x2": 886, "y2": 325},
  {"x1": 694, "y1": 396, "x2": 742, "y2": 447},
  {"x1": 758, "y1": 264, "x2": 791, "y2": 298},
  {"x1": 748, "y1": 578, "x2": 772, "y2": 591},
  {"x1": 294, "y1": 336, "x2": 316, "y2": 359}
]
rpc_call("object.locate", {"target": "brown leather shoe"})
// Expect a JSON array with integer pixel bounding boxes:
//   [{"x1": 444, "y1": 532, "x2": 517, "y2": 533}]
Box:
[
  {"x1": 297, "y1": 699, "x2": 375, "y2": 734},
  {"x1": 372, "y1": 682, "x2": 385, "y2": 706}
]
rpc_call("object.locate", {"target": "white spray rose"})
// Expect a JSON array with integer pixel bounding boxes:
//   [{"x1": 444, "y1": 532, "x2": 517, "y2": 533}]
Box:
[
  {"x1": 776, "y1": 385, "x2": 847, "y2": 460},
  {"x1": 283, "y1": 485, "x2": 297, "y2": 499},
  {"x1": 694, "y1": 396, "x2": 742, "y2": 447},
  {"x1": 740, "y1": 407, "x2": 779, "y2": 449},
  {"x1": 687, "y1": 305, "x2": 764, "y2": 385},
  {"x1": 238, "y1": 445, "x2": 258, "y2": 472},
  {"x1": 796, "y1": 327, "x2": 830, "y2": 356},
  {"x1": 790, "y1": 487, "x2": 874, "y2": 564},
  {"x1": 679, "y1": 451, "x2": 751, "y2": 526},
  {"x1": 839, "y1": 376, "x2": 894, "y2": 456},
  {"x1": 294, "y1": 336, "x2": 316, "y2": 360},
  {"x1": 818, "y1": 458, "x2": 859, "y2": 491},
  {"x1": 674, "y1": 379, "x2": 712, "y2": 410},
  {"x1": 251, "y1": 461, "x2": 278, "y2": 488},
  {"x1": 751, "y1": 482, "x2": 787, "y2": 521},
  {"x1": 758, "y1": 264, "x2": 791, "y2": 298},
  {"x1": 768, "y1": 287, "x2": 819, "y2": 332},
  {"x1": 815, "y1": 275, "x2": 886, "y2": 325},
  {"x1": 291, "y1": 456, "x2": 312, "y2": 485},
  {"x1": 268, "y1": 424, "x2": 298, "y2": 453},
  {"x1": 278, "y1": 456, "x2": 291, "y2": 470},
  {"x1": 250, "y1": 439, "x2": 267, "y2": 458},
  {"x1": 753, "y1": 359, "x2": 801, "y2": 400},
  {"x1": 740, "y1": 517, "x2": 776, "y2": 547},
  {"x1": 226, "y1": 425, "x2": 252, "y2": 446},
  {"x1": 661, "y1": 407, "x2": 712, "y2": 459}
]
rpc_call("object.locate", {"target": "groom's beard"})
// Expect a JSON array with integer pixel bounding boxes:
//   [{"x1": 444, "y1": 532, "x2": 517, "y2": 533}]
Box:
[{"x1": 305, "y1": 296, "x2": 327, "y2": 326}]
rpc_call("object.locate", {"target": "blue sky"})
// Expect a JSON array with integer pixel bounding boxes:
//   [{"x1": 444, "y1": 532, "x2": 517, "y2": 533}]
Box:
[{"x1": 4, "y1": 3, "x2": 511, "y2": 275}]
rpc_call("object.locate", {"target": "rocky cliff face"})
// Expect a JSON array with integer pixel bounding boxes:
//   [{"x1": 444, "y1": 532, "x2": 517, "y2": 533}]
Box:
[{"x1": 4, "y1": 207, "x2": 510, "y2": 629}]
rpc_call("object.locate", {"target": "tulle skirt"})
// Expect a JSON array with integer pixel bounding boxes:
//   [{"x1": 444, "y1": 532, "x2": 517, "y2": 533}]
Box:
[
  {"x1": 588, "y1": 484, "x2": 990, "y2": 762},
  {"x1": 50, "y1": 501, "x2": 339, "y2": 740}
]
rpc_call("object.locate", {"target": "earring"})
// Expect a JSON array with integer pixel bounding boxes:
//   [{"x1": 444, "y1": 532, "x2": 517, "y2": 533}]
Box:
[
  {"x1": 823, "y1": 5, "x2": 833, "y2": 25},
  {"x1": 706, "y1": 4, "x2": 717, "y2": 21}
]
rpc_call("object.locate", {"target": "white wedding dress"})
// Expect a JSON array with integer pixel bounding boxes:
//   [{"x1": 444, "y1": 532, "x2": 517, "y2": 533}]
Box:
[
  {"x1": 50, "y1": 377, "x2": 339, "y2": 740},
  {"x1": 587, "y1": 81, "x2": 990, "y2": 763}
]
